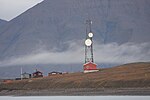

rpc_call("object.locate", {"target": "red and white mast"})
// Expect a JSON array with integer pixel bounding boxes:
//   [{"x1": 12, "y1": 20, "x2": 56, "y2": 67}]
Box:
[{"x1": 84, "y1": 20, "x2": 99, "y2": 73}]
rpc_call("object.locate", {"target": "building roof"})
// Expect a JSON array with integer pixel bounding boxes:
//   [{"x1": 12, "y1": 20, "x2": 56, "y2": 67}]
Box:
[
  {"x1": 33, "y1": 70, "x2": 43, "y2": 74},
  {"x1": 49, "y1": 71, "x2": 62, "y2": 74},
  {"x1": 83, "y1": 62, "x2": 97, "y2": 66}
]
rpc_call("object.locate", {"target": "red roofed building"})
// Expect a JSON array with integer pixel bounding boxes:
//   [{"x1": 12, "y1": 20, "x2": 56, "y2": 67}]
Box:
[
  {"x1": 32, "y1": 69, "x2": 43, "y2": 78},
  {"x1": 83, "y1": 62, "x2": 99, "y2": 73}
]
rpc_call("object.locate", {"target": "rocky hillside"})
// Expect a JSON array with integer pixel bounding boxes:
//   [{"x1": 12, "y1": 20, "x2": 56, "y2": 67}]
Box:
[{"x1": 0, "y1": 62, "x2": 150, "y2": 90}]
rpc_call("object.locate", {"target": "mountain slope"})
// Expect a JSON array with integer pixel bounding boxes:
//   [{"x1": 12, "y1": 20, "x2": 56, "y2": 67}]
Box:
[
  {"x1": 0, "y1": 0, "x2": 150, "y2": 59},
  {"x1": 0, "y1": 19, "x2": 7, "y2": 26},
  {"x1": 0, "y1": 62, "x2": 150, "y2": 90},
  {"x1": 0, "y1": 19, "x2": 7, "y2": 31}
]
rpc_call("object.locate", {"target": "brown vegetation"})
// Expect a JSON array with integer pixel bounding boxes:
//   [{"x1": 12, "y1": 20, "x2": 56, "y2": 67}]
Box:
[{"x1": 0, "y1": 62, "x2": 150, "y2": 91}]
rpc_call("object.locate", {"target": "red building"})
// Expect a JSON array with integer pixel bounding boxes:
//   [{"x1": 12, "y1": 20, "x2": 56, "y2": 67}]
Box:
[
  {"x1": 32, "y1": 69, "x2": 43, "y2": 78},
  {"x1": 83, "y1": 62, "x2": 99, "y2": 73}
]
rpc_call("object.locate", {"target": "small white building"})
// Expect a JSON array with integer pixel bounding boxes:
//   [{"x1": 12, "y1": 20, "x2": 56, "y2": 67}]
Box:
[{"x1": 21, "y1": 72, "x2": 31, "y2": 79}]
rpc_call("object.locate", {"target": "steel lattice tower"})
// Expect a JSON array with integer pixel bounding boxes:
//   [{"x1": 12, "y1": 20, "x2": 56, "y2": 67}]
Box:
[{"x1": 85, "y1": 20, "x2": 94, "y2": 63}]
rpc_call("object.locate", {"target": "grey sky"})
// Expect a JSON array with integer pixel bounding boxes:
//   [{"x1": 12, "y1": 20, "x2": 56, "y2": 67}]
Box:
[{"x1": 0, "y1": 0, "x2": 43, "y2": 21}]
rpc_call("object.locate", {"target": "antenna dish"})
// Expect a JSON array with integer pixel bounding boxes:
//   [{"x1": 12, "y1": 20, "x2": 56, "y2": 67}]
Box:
[
  {"x1": 88, "y1": 32, "x2": 93, "y2": 38},
  {"x1": 85, "y1": 39, "x2": 92, "y2": 46}
]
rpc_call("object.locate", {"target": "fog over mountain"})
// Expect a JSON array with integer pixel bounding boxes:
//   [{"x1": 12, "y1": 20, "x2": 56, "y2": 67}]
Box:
[{"x1": 0, "y1": 0, "x2": 150, "y2": 78}]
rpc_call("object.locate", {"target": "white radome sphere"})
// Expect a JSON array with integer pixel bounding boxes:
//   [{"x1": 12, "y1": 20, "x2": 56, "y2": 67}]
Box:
[
  {"x1": 85, "y1": 39, "x2": 92, "y2": 46},
  {"x1": 88, "y1": 32, "x2": 93, "y2": 37}
]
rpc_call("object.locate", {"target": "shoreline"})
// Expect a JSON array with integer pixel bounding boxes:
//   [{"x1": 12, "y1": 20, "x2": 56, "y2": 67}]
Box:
[{"x1": 0, "y1": 87, "x2": 150, "y2": 96}]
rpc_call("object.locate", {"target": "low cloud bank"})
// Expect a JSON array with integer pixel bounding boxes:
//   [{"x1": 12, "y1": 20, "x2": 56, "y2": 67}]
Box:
[{"x1": 0, "y1": 41, "x2": 150, "y2": 67}]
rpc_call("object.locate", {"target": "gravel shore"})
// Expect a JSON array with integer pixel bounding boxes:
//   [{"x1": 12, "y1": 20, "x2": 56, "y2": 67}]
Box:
[{"x1": 0, "y1": 88, "x2": 150, "y2": 96}]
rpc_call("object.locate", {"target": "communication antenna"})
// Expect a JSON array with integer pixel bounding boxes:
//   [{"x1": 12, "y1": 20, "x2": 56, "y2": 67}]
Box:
[
  {"x1": 83, "y1": 20, "x2": 98, "y2": 73},
  {"x1": 85, "y1": 19, "x2": 94, "y2": 63}
]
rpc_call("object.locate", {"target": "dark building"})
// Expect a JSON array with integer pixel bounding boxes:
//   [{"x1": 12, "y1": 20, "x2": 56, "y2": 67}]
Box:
[{"x1": 32, "y1": 69, "x2": 43, "y2": 78}]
